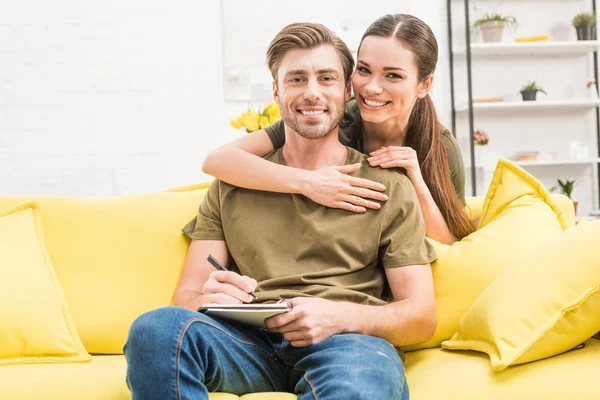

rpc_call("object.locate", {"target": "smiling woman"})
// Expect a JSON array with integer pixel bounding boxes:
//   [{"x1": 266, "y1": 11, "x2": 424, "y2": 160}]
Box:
[{"x1": 202, "y1": 14, "x2": 474, "y2": 245}]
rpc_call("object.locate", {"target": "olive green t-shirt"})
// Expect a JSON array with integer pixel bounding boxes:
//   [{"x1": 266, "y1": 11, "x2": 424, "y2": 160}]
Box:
[
  {"x1": 265, "y1": 98, "x2": 466, "y2": 204},
  {"x1": 183, "y1": 147, "x2": 437, "y2": 306}
]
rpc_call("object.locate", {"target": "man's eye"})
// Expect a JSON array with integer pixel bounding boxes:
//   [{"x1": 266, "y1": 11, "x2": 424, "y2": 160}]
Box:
[
  {"x1": 290, "y1": 77, "x2": 303, "y2": 83},
  {"x1": 321, "y1": 76, "x2": 334, "y2": 81}
]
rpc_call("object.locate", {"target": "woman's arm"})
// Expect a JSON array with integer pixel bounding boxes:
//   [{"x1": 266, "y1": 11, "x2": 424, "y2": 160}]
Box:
[
  {"x1": 202, "y1": 129, "x2": 389, "y2": 212},
  {"x1": 367, "y1": 146, "x2": 457, "y2": 244}
]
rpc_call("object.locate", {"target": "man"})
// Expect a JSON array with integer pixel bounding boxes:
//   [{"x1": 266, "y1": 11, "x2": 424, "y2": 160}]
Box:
[{"x1": 124, "y1": 22, "x2": 437, "y2": 400}]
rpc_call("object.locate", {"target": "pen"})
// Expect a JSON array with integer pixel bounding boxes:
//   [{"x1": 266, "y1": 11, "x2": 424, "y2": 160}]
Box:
[{"x1": 207, "y1": 254, "x2": 257, "y2": 299}]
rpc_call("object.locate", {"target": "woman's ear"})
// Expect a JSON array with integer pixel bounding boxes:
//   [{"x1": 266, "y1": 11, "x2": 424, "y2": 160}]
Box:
[{"x1": 417, "y1": 74, "x2": 434, "y2": 99}]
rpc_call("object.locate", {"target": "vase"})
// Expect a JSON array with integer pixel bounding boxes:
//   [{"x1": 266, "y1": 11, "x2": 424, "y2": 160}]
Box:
[
  {"x1": 475, "y1": 145, "x2": 488, "y2": 164},
  {"x1": 576, "y1": 24, "x2": 596, "y2": 40},
  {"x1": 480, "y1": 21, "x2": 505, "y2": 43},
  {"x1": 521, "y1": 90, "x2": 537, "y2": 101}
]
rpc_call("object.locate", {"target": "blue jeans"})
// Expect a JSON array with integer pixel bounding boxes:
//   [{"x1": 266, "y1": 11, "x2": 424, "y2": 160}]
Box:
[{"x1": 124, "y1": 306, "x2": 408, "y2": 400}]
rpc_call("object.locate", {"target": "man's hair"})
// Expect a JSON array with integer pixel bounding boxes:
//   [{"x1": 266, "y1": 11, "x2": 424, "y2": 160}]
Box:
[{"x1": 266, "y1": 23, "x2": 354, "y2": 84}]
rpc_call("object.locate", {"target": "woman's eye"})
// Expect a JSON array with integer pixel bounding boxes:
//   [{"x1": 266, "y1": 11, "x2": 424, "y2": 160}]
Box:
[
  {"x1": 357, "y1": 67, "x2": 370, "y2": 74},
  {"x1": 387, "y1": 73, "x2": 402, "y2": 79}
]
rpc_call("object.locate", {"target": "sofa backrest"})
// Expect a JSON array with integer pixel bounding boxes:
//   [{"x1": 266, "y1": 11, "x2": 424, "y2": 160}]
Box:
[
  {"x1": 0, "y1": 189, "x2": 574, "y2": 355},
  {"x1": 0, "y1": 188, "x2": 207, "y2": 354}
]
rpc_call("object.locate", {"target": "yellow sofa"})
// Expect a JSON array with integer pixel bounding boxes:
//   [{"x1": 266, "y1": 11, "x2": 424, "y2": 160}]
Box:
[{"x1": 0, "y1": 186, "x2": 599, "y2": 400}]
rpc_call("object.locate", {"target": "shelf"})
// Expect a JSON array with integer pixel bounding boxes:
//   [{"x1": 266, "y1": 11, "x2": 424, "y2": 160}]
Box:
[
  {"x1": 456, "y1": 99, "x2": 600, "y2": 113},
  {"x1": 453, "y1": 41, "x2": 600, "y2": 56},
  {"x1": 515, "y1": 158, "x2": 600, "y2": 167},
  {"x1": 465, "y1": 159, "x2": 600, "y2": 169}
]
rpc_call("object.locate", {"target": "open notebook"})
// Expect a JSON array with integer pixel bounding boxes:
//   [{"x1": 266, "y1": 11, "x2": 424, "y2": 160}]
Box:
[{"x1": 197, "y1": 303, "x2": 292, "y2": 328}]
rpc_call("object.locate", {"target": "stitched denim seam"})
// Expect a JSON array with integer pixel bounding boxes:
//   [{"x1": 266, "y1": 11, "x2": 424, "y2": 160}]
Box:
[
  {"x1": 174, "y1": 317, "x2": 275, "y2": 398},
  {"x1": 303, "y1": 372, "x2": 320, "y2": 400}
]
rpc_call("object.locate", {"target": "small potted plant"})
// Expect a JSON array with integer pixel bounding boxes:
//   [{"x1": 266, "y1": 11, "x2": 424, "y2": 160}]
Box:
[
  {"x1": 520, "y1": 81, "x2": 547, "y2": 101},
  {"x1": 473, "y1": 11, "x2": 518, "y2": 43},
  {"x1": 573, "y1": 12, "x2": 596, "y2": 40},
  {"x1": 551, "y1": 179, "x2": 578, "y2": 215}
]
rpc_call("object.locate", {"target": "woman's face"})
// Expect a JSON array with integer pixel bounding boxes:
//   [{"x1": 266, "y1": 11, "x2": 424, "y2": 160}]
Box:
[{"x1": 352, "y1": 36, "x2": 431, "y2": 125}]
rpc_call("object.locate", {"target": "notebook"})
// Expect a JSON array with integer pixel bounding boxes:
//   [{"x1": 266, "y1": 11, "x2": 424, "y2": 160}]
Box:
[{"x1": 197, "y1": 303, "x2": 292, "y2": 328}]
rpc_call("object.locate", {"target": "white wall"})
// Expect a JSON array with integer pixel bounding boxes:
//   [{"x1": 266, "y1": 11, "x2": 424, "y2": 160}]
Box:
[{"x1": 0, "y1": 0, "x2": 449, "y2": 197}]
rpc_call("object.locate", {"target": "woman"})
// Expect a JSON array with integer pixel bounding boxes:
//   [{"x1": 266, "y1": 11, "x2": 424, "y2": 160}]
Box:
[{"x1": 203, "y1": 14, "x2": 474, "y2": 244}]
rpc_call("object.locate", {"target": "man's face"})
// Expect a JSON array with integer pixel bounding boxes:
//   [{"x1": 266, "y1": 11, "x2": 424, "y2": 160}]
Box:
[{"x1": 273, "y1": 45, "x2": 351, "y2": 140}]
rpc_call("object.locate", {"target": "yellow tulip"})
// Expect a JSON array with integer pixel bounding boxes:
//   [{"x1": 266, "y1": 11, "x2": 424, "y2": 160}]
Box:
[
  {"x1": 266, "y1": 104, "x2": 281, "y2": 122},
  {"x1": 259, "y1": 116, "x2": 271, "y2": 129},
  {"x1": 230, "y1": 117, "x2": 242, "y2": 130},
  {"x1": 241, "y1": 110, "x2": 260, "y2": 132}
]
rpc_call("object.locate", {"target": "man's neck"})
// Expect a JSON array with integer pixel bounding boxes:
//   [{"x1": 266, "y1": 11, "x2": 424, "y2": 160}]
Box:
[{"x1": 281, "y1": 126, "x2": 348, "y2": 170}]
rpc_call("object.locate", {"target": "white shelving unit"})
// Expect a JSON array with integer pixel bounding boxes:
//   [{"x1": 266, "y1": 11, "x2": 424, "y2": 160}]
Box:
[
  {"x1": 453, "y1": 40, "x2": 600, "y2": 56},
  {"x1": 456, "y1": 99, "x2": 600, "y2": 113},
  {"x1": 448, "y1": 0, "x2": 600, "y2": 217},
  {"x1": 466, "y1": 158, "x2": 600, "y2": 169}
]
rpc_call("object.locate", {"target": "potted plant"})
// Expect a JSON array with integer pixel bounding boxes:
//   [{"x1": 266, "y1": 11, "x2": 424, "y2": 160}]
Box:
[
  {"x1": 520, "y1": 81, "x2": 547, "y2": 101},
  {"x1": 573, "y1": 12, "x2": 596, "y2": 40},
  {"x1": 473, "y1": 12, "x2": 518, "y2": 43},
  {"x1": 551, "y1": 179, "x2": 578, "y2": 215}
]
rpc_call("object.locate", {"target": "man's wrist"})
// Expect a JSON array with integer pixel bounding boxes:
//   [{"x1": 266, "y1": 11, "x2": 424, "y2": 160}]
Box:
[{"x1": 337, "y1": 302, "x2": 362, "y2": 334}]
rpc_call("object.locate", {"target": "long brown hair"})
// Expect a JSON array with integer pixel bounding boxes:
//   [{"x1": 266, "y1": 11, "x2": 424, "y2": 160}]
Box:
[{"x1": 359, "y1": 14, "x2": 475, "y2": 239}]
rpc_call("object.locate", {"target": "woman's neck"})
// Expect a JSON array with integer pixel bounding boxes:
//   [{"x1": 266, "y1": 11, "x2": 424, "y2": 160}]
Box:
[{"x1": 361, "y1": 116, "x2": 409, "y2": 154}]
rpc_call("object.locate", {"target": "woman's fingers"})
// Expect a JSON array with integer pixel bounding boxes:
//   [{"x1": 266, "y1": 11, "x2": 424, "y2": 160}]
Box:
[
  {"x1": 334, "y1": 201, "x2": 367, "y2": 213},
  {"x1": 344, "y1": 175, "x2": 386, "y2": 192},
  {"x1": 340, "y1": 194, "x2": 381, "y2": 210},
  {"x1": 345, "y1": 178, "x2": 388, "y2": 201},
  {"x1": 334, "y1": 163, "x2": 362, "y2": 174}
]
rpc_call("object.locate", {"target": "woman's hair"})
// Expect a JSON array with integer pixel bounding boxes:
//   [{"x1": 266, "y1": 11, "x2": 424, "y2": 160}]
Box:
[
  {"x1": 359, "y1": 14, "x2": 475, "y2": 240},
  {"x1": 266, "y1": 22, "x2": 354, "y2": 85}
]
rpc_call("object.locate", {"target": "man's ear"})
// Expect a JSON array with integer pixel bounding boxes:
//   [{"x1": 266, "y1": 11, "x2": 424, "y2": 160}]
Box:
[
  {"x1": 345, "y1": 80, "x2": 352, "y2": 102},
  {"x1": 272, "y1": 81, "x2": 279, "y2": 102},
  {"x1": 417, "y1": 74, "x2": 434, "y2": 99}
]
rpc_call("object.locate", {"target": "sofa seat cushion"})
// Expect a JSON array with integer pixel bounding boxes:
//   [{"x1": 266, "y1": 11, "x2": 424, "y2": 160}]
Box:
[
  {"x1": 405, "y1": 338, "x2": 600, "y2": 399},
  {"x1": 0, "y1": 355, "x2": 297, "y2": 399}
]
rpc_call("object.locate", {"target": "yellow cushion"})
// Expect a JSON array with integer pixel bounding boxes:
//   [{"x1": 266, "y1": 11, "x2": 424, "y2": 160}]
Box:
[
  {"x1": 441, "y1": 219, "x2": 600, "y2": 370},
  {"x1": 404, "y1": 159, "x2": 568, "y2": 351},
  {"x1": 0, "y1": 190, "x2": 208, "y2": 354},
  {"x1": 405, "y1": 338, "x2": 600, "y2": 400},
  {"x1": 0, "y1": 202, "x2": 90, "y2": 365}
]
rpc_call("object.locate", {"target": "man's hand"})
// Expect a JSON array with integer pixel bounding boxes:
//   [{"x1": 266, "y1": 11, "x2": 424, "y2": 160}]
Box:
[
  {"x1": 264, "y1": 297, "x2": 347, "y2": 347},
  {"x1": 202, "y1": 270, "x2": 257, "y2": 305}
]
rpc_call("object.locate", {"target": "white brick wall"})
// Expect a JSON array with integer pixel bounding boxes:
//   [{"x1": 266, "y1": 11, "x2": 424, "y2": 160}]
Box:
[{"x1": 0, "y1": 0, "x2": 449, "y2": 197}]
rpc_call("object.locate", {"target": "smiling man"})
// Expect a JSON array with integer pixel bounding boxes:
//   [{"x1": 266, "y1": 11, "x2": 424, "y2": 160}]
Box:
[{"x1": 123, "y1": 23, "x2": 437, "y2": 400}]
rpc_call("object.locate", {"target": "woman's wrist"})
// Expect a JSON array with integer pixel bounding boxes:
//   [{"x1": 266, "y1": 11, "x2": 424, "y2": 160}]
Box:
[
  {"x1": 292, "y1": 168, "x2": 315, "y2": 196},
  {"x1": 408, "y1": 172, "x2": 428, "y2": 194}
]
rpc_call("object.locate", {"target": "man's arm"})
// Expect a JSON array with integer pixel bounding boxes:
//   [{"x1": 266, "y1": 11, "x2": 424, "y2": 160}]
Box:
[
  {"x1": 172, "y1": 240, "x2": 257, "y2": 311},
  {"x1": 265, "y1": 264, "x2": 436, "y2": 348},
  {"x1": 342, "y1": 263, "x2": 437, "y2": 346}
]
